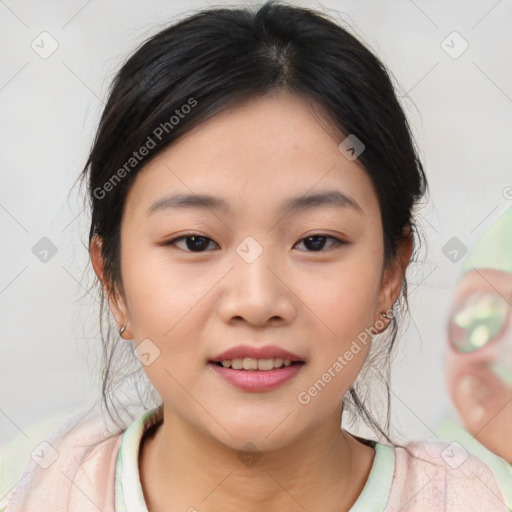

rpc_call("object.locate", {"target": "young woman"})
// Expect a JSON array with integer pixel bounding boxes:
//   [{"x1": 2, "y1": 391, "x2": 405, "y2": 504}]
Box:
[{"x1": 2, "y1": 2, "x2": 510, "y2": 511}]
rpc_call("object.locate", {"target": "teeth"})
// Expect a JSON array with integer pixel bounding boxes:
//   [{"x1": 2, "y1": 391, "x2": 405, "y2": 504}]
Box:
[
  {"x1": 219, "y1": 357, "x2": 296, "y2": 371},
  {"x1": 244, "y1": 357, "x2": 258, "y2": 370},
  {"x1": 231, "y1": 359, "x2": 243, "y2": 370},
  {"x1": 257, "y1": 358, "x2": 273, "y2": 371}
]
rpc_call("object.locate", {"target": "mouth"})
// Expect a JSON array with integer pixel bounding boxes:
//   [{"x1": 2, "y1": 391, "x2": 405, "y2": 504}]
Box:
[
  {"x1": 210, "y1": 358, "x2": 305, "y2": 371},
  {"x1": 207, "y1": 345, "x2": 307, "y2": 391},
  {"x1": 207, "y1": 358, "x2": 306, "y2": 392}
]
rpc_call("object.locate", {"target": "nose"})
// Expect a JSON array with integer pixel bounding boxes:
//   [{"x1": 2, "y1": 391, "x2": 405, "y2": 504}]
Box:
[{"x1": 216, "y1": 247, "x2": 297, "y2": 327}]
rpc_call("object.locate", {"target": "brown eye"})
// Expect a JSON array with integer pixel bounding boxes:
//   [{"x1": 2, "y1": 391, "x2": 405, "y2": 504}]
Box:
[
  {"x1": 448, "y1": 292, "x2": 510, "y2": 353},
  {"x1": 164, "y1": 234, "x2": 218, "y2": 252},
  {"x1": 295, "y1": 234, "x2": 345, "y2": 252},
  {"x1": 163, "y1": 233, "x2": 347, "y2": 253}
]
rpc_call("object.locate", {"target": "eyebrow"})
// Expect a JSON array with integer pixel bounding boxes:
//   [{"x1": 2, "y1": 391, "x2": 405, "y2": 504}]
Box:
[{"x1": 147, "y1": 190, "x2": 364, "y2": 217}]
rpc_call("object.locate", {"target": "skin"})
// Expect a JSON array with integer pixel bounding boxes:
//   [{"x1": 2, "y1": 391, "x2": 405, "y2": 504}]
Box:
[
  {"x1": 91, "y1": 90, "x2": 413, "y2": 512},
  {"x1": 446, "y1": 268, "x2": 512, "y2": 462}
]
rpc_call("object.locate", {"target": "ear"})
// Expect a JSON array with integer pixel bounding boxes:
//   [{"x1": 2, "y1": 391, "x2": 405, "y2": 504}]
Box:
[
  {"x1": 90, "y1": 235, "x2": 131, "y2": 338},
  {"x1": 375, "y1": 225, "x2": 414, "y2": 326}
]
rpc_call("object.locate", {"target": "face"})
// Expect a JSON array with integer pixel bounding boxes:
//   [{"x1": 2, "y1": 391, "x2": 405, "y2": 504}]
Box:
[
  {"x1": 446, "y1": 268, "x2": 512, "y2": 461},
  {"x1": 92, "y1": 90, "x2": 406, "y2": 451}
]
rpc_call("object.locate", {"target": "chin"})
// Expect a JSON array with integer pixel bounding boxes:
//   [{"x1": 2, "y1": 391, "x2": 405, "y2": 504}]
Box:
[{"x1": 207, "y1": 419, "x2": 300, "y2": 453}]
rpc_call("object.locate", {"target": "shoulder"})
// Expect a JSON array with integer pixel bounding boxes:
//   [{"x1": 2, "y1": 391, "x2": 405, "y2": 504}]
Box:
[
  {"x1": 1, "y1": 404, "x2": 126, "y2": 512},
  {"x1": 385, "y1": 440, "x2": 510, "y2": 511},
  {"x1": 0, "y1": 407, "x2": 77, "y2": 502}
]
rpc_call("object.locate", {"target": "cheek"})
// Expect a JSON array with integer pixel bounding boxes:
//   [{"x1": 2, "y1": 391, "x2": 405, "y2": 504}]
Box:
[
  {"x1": 119, "y1": 243, "x2": 222, "y2": 395},
  {"x1": 120, "y1": 246, "x2": 212, "y2": 405},
  {"x1": 120, "y1": 242, "x2": 209, "y2": 338},
  {"x1": 296, "y1": 256, "x2": 382, "y2": 388},
  {"x1": 320, "y1": 253, "x2": 382, "y2": 334}
]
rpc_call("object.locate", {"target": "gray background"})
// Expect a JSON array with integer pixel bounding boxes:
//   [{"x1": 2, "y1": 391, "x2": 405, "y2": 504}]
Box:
[{"x1": 1, "y1": 0, "x2": 511, "y2": 445}]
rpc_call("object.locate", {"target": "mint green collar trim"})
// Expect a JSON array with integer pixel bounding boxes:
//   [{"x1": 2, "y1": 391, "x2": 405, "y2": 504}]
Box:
[
  {"x1": 349, "y1": 442, "x2": 395, "y2": 511},
  {"x1": 115, "y1": 407, "x2": 163, "y2": 512},
  {"x1": 114, "y1": 410, "x2": 394, "y2": 512}
]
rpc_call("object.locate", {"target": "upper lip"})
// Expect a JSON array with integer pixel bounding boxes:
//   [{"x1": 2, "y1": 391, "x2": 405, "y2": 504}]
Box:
[{"x1": 210, "y1": 344, "x2": 305, "y2": 362}]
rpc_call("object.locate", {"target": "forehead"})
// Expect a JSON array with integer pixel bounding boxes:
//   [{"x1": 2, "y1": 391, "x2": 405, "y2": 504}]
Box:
[{"x1": 123, "y1": 90, "x2": 378, "y2": 220}]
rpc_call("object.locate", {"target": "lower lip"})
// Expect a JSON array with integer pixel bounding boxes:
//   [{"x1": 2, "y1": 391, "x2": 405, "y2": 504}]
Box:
[{"x1": 208, "y1": 362, "x2": 305, "y2": 392}]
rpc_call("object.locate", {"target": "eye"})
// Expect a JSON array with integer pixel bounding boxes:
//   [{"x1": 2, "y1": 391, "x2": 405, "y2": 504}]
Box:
[
  {"x1": 448, "y1": 292, "x2": 510, "y2": 353},
  {"x1": 294, "y1": 234, "x2": 346, "y2": 252},
  {"x1": 163, "y1": 234, "x2": 218, "y2": 252},
  {"x1": 162, "y1": 233, "x2": 346, "y2": 253}
]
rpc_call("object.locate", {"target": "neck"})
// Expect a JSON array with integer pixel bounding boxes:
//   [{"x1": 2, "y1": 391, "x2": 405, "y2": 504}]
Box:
[{"x1": 139, "y1": 405, "x2": 375, "y2": 512}]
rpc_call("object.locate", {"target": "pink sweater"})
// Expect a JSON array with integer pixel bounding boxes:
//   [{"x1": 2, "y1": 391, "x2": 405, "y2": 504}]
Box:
[{"x1": 2, "y1": 405, "x2": 510, "y2": 511}]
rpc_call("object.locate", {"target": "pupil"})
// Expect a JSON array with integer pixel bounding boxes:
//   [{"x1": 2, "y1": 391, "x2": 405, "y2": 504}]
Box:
[
  {"x1": 186, "y1": 236, "x2": 209, "y2": 252},
  {"x1": 304, "y1": 236, "x2": 327, "y2": 251}
]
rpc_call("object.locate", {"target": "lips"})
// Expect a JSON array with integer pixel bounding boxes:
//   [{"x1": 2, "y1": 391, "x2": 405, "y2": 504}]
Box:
[
  {"x1": 210, "y1": 344, "x2": 305, "y2": 363},
  {"x1": 209, "y1": 360, "x2": 305, "y2": 391}
]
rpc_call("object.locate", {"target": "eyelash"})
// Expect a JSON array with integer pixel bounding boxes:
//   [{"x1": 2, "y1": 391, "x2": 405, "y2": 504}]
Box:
[{"x1": 162, "y1": 233, "x2": 347, "y2": 253}]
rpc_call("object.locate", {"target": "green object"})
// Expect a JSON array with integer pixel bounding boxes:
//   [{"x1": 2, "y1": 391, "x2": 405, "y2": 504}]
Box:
[
  {"x1": 462, "y1": 206, "x2": 512, "y2": 274},
  {"x1": 449, "y1": 292, "x2": 510, "y2": 353}
]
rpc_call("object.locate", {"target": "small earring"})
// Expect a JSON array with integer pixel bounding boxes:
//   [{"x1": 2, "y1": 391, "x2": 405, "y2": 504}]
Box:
[
  {"x1": 119, "y1": 325, "x2": 127, "y2": 337},
  {"x1": 379, "y1": 312, "x2": 388, "y2": 319}
]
